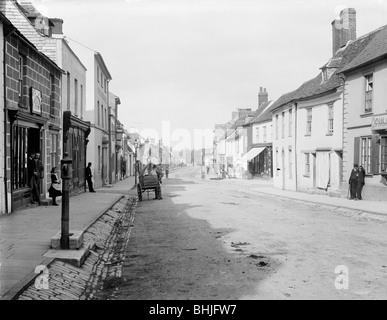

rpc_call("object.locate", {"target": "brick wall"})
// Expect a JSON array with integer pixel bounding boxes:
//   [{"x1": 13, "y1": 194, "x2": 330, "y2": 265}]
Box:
[{"x1": 5, "y1": 33, "x2": 62, "y2": 203}]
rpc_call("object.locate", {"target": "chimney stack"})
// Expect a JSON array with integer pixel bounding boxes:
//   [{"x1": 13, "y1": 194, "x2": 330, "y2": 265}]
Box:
[
  {"x1": 50, "y1": 18, "x2": 64, "y2": 36},
  {"x1": 331, "y1": 8, "x2": 356, "y2": 55},
  {"x1": 258, "y1": 87, "x2": 268, "y2": 107}
]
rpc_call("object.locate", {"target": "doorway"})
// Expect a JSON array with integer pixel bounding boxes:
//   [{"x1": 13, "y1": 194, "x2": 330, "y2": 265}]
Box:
[{"x1": 282, "y1": 149, "x2": 285, "y2": 190}]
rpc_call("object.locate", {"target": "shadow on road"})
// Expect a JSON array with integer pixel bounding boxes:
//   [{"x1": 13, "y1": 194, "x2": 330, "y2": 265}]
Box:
[{"x1": 107, "y1": 174, "x2": 280, "y2": 300}]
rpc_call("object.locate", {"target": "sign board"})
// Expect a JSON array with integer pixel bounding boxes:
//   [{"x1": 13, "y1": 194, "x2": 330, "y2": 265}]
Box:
[
  {"x1": 371, "y1": 114, "x2": 387, "y2": 131},
  {"x1": 30, "y1": 88, "x2": 42, "y2": 115}
]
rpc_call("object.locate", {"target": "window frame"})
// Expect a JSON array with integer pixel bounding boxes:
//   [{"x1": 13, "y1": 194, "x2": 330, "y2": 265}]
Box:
[
  {"x1": 305, "y1": 153, "x2": 310, "y2": 177},
  {"x1": 380, "y1": 136, "x2": 387, "y2": 174},
  {"x1": 360, "y1": 136, "x2": 372, "y2": 174},
  {"x1": 328, "y1": 104, "x2": 334, "y2": 134},
  {"x1": 364, "y1": 74, "x2": 373, "y2": 114},
  {"x1": 306, "y1": 108, "x2": 312, "y2": 136}
]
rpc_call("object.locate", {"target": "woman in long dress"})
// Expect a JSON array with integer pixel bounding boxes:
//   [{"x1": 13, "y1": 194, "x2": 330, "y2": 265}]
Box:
[{"x1": 49, "y1": 167, "x2": 62, "y2": 206}]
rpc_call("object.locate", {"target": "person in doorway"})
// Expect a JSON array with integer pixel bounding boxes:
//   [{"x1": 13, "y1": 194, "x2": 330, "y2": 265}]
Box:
[
  {"x1": 206, "y1": 165, "x2": 210, "y2": 175},
  {"x1": 86, "y1": 162, "x2": 96, "y2": 192},
  {"x1": 28, "y1": 151, "x2": 38, "y2": 204},
  {"x1": 348, "y1": 163, "x2": 359, "y2": 200},
  {"x1": 49, "y1": 167, "x2": 62, "y2": 206},
  {"x1": 31, "y1": 152, "x2": 44, "y2": 204},
  {"x1": 357, "y1": 165, "x2": 366, "y2": 200}
]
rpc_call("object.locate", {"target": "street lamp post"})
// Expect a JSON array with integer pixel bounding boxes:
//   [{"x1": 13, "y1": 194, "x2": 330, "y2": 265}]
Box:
[{"x1": 134, "y1": 139, "x2": 139, "y2": 187}]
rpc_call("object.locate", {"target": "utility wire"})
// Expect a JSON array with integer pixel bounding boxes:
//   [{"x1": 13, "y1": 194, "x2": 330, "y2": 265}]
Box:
[{"x1": 64, "y1": 36, "x2": 98, "y2": 53}]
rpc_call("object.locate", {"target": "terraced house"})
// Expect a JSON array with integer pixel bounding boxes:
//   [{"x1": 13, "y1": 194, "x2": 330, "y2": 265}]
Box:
[
  {"x1": 0, "y1": 2, "x2": 62, "y2": 213},
  {"x1": 339, "y1": 25, "x2": 387, "y2": 201},
  {"x1": 272, "y1": 8, "x2": 385, "y2": 196}
]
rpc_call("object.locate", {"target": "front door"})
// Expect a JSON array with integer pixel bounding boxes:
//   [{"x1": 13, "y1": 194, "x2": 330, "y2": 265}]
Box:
[{"x1": 282, "y1": 149, "x2": 285, "y2": 190}]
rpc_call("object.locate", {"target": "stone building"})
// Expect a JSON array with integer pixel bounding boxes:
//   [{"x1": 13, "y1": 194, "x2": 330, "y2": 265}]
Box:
[
  {"x1": 339, "y1": 25, "x2": 387, "y2": 200},
  {"x1": 0, "y1": 4, "x2": 62, "y2": 213}
]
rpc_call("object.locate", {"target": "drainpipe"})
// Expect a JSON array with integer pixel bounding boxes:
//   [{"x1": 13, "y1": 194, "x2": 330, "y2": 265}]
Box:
[
  {"x1": 294, "y1": 102, "x2": 298, "y2": 191},
  {"x1": 107, "y1": 79, "x2": 111, "y2": 185}
]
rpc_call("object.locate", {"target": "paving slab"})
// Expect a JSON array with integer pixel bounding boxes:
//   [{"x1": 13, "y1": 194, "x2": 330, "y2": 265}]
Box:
[{"x1": 0, "y1": 176, "x2": 134, "y2": 299}]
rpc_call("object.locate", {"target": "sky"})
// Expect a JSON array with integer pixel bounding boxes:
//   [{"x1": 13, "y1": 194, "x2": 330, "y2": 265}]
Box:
[{"x1": 28, "y1": 0, "x2": 387, "y2": 149}]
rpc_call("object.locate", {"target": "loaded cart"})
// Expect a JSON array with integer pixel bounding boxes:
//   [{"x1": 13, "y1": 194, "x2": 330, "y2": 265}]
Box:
[{"x1": 137, "y1": 173, "x2": 161, "y2": 202}]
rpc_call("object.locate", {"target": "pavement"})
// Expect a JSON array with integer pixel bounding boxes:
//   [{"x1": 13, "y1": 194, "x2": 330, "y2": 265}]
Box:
[
  {"x1": 206, "y1": 172, "x2": 387, "y2": 218},
  {"x1": 0, "y1": 175, "x2": 135, "y2": 300}
]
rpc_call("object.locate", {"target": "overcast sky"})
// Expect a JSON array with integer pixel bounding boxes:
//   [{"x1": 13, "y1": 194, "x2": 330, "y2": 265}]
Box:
[{"x1": 31, "y1": 0, "x2": 387, "y2": 148}]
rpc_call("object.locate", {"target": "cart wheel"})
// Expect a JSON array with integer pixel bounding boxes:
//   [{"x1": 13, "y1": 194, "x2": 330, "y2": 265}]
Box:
[{"x1": 137, "y1": 184, "x2": 142, "y2": 202}]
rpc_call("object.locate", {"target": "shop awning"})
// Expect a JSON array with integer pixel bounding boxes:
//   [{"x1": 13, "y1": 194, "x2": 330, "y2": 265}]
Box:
[{"x1": 240, "y1": 147, "x2": 266, "y2": 162}]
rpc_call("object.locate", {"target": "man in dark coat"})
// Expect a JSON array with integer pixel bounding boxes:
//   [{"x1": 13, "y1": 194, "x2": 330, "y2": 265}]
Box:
[
  {"x1": 356, "y1": 165, "x2": 366, "y2": 200},
  {"x1": 28, "y1": 151, "x2": 37, "y2": 203},
  {"x1": 85, "y1": 162, "x2": 96, "y2": 192},
  {"x1": 349, "y1": 164, "x2": 359, "y2": 200}
]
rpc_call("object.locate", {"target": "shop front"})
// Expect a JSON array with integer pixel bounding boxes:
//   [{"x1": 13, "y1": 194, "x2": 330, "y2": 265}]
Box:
[
  {"x1": 63, "y1": 111, "x2": 91, "y2": 195},
  {"x1": 8, "y1": 111, "x2": 46, "y2": 211}
]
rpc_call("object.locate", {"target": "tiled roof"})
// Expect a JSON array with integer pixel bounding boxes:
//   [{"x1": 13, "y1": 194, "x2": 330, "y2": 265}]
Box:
[
  {"x1": 18, "y1": 1, "x2": 41, "y2": 18},
  {"x1": 230, "y1": 112, "x2": 256, "y2": 129},
  {"x1": 339, "y1": 25, "x2": 387, "y2": 73},
  {"x1": 245, "y1": 101, "x2": 274, "y2": 125},
  {"x1": 0, "y1": 0, "x2": 58, "y2": 62},
  {"x1": 271, "y1": 25, "x2": 382, "y2": 112}
]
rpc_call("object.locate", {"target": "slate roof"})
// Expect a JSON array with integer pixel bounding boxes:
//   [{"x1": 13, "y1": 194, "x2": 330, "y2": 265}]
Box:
[
  {"x1": 245, "y1": 101, "x2": 274, "y2": 125},
  {"x1": 0, "y1": 0, "x2": 58, "y2": 62},
  {"x1": 271, "y1": 25, "x2": 384, "y2": 113},
  {"x1": 339, "y1": 25, "x2": 387, "y2": 73},
  {"x1": 230, "y1": 111, "x2": 256, "y2": 129}
]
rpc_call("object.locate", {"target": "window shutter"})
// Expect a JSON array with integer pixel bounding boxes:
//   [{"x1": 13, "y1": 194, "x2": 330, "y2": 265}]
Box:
[
  {"x1": 371, "y1": 135, "x2": 380, "y2": 174},
  {"x1": 353, "y1": 137, "x2": 360, "y2": 166}
]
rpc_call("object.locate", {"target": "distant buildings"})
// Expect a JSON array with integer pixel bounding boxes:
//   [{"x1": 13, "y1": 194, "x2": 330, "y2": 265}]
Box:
[
  {"x1": 0, "y1": 0, "x2": 135, "y2": 215},
  {"x1": 213, "y1": 7, "x2": 387, "y2": 200}
]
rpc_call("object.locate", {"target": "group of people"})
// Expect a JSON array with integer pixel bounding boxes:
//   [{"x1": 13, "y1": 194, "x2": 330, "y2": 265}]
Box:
[{"x1": 349, "y1": 163, "x2": 366, "y2": 201}]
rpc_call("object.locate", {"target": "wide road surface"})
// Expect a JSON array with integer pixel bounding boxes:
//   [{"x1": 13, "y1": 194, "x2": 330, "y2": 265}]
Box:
[{"x1": 109, "y1": 166, "x2": 387, "y2": 300}]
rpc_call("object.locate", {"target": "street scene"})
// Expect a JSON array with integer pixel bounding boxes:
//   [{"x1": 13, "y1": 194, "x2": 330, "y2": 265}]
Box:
[
  {"x1": 1, "y1": 0, "x2": 387, "y2": 304},
  {"x1": 95, "y1": 166, "x2": 387, "y2": 300}
]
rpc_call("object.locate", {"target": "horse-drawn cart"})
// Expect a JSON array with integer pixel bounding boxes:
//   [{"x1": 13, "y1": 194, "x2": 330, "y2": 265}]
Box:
[{"x1": 137, "y1": 174, "x2": 161, "y2": 201}]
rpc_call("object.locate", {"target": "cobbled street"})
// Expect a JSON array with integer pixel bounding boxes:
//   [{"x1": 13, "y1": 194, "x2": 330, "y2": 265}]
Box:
[{"x1": 95, "y1": 167, "x2": 387, "y2": 300}]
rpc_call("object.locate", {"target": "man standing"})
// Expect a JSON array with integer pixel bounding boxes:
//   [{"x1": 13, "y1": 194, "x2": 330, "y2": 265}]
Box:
[
  {"x1": 349, "y1": 163, "x2": 359, "y2": 200},
  {"x1": 28, "y1": 151, "x2": 37, "y2": 204},
  {"x1": 86, "y1": 162, "x2": 96, "y2": 192},
  {"x1": 31, "y1": 152, "x2": 44, "y2": 205},
  {"x1": 357, "y1": 165, "x2": 366, "y2": 200}
]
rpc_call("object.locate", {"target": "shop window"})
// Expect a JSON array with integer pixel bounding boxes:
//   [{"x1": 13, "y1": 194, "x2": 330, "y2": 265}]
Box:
[
  {"x1": 12, "y1": 126, "x2": 29, "y2": 190},
  {"x1": 263, "y1": 126, "x2": 267, "y2": 143}
]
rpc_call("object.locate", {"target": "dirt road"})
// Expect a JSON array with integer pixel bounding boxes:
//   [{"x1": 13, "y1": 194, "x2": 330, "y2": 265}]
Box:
[{"x1": 103, "y1": 166, "x2": 387, "y2": 300}]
